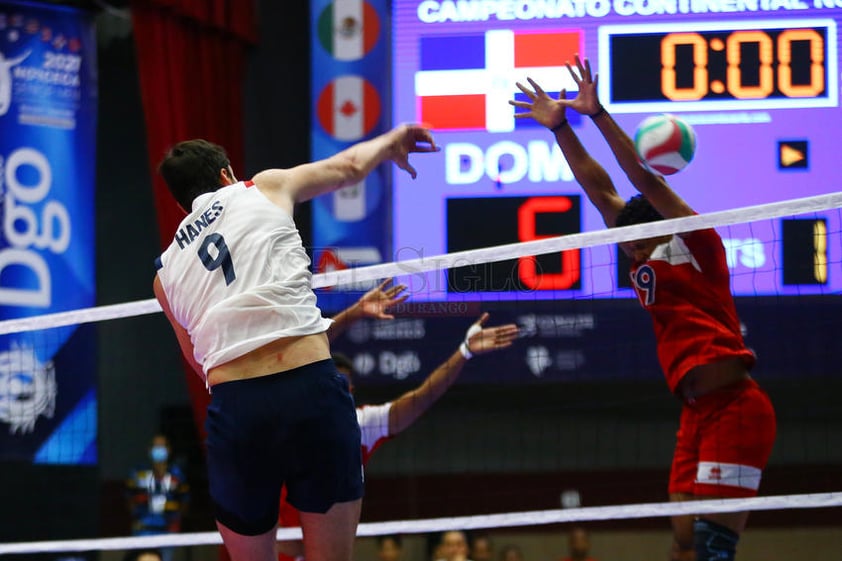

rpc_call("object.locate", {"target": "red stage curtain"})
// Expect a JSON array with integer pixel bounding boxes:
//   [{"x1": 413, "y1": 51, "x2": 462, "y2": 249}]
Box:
[{"x1": 131, "y1": 0, "x2": 256, "y2": 441}]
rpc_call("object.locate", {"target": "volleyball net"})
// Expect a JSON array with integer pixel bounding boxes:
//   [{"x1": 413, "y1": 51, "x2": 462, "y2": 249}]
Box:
[{"x1": 1, "y1": 192, "x2": 841, "y2": 559}]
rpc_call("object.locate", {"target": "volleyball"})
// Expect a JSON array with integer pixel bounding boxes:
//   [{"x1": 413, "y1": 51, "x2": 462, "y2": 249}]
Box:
[{"x1": 633, "y1": 114, "x2": 696, "y2": 175}]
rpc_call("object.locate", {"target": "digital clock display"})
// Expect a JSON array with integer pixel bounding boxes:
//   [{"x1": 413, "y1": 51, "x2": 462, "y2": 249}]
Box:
[{"x1": 599, "y1": 19, "x2": 838, "y2": 113}]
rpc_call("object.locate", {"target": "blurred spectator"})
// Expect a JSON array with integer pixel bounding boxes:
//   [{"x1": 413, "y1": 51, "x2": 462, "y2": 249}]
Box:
[
  {"x1": 437, "y1": 531, "x2": 472, "y2": 561},
  {"x1": 560, "y1": 527, "x2": 598, "y2": 561},
  {"x1": 429, "y1": 534, "x2": 445, "y2": 561},
  {"x1": 471, "y1": 534, "x2": 493, "y2": 561},
  {"x1": 126, "y1": 434, "x2": 189, "y2": 561},
  {"x1": 377, "y1": 534, "x2": 403, "y2": 561},
  {"x1": 122, "y1": 549, "x2": 164, "y2": 561},
  {"x1": 498, "y1": 545, "x2": 524, "y2": 561}
]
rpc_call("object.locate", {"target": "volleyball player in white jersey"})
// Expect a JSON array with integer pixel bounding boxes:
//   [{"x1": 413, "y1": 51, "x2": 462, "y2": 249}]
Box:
[{"x1": 152, "y1": 124, "x2": 438, "y2": 561}]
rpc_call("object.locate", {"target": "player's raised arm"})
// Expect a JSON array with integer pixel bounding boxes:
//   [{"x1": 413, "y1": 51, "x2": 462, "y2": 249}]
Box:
[
  {"x1": 326, "y1": 279, "x2": 409, "y2": 342},
  {"x1": 564, "y1": 56, "x2": 694, "y2": 220},
  {"x1": 252, "y1": 124, "x2": 438, "y2": 210},
  {"x1": 510, "y1": 77, "x2": 624, "y2": 227},
  {"x1": 388, "y1": 313, "x2": 519, "y2": 435}
]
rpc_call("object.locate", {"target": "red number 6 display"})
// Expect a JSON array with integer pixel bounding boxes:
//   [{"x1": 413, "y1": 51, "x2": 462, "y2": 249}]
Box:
[{"x1": 517, "y1": 197, "x2": 580, "y2": 290}]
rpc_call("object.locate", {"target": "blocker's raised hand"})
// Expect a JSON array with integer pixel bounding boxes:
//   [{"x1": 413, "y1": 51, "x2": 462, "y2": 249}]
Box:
[{"x1": 465, "y1": 313, "x2": 520, "y2": 356}]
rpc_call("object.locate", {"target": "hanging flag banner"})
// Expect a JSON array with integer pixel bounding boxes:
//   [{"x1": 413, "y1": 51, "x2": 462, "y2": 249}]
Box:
[
  {"x1": 317, "y1": 0, "x2": 380, "y2": 61},
  {"x1": 311, "y1": 0, "x2": 389, "y2": 311},
  {"x1": 0, "y1": 1, "x2": 97, "y2": 464},
  {"x1": 316, "y1": 74, "x2": 381, "y2": 141},
  {"x1": 415, "y1": 29, "x2": 583, "y2": 132}
]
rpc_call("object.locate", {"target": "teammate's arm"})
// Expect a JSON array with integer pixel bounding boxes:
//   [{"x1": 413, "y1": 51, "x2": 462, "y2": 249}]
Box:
[
  {"x1": 326, "y1": 279, "x2": 409, "y2": 342},
  {"x1": 387, "y1": 313, "x2": 518, "y2": 435},
  {"x1": 252, "y1": 124, "x2": 438, "y2": 211},
  {"x1": 510, "y1": 79, "x2": 625, "y2": 227},
  {"x1": 152, "y1": 275, "x2": 204, "y2": 379},
  {"x1": 564, "y1": 55, "x2": 694, "y2": 220}
]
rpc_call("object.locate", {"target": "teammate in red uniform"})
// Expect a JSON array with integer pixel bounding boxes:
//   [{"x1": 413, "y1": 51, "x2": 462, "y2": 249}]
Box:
[{"x1": 510, "y1": 57, "x2": 776, "y2": 561}]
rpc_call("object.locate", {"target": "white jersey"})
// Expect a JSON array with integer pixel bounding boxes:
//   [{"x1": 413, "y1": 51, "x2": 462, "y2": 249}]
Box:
[
  {"x1": 156, "y1": 181, "x2": 332, "y2": 376},
  {"x1": 356, "y1": 402, "x2": 392, "y2": 464}
]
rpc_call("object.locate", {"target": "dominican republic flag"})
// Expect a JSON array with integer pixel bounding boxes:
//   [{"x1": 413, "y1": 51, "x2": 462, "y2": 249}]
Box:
[
  {"x1": 416, "y1": 29, "x2": 582, "y2": 132},
  {"x1": 317, "y1": 75, "x2": 381, "y2": 141},
  {"x1": 318, "y1": 0, "x2": 381, "y2": 61}
]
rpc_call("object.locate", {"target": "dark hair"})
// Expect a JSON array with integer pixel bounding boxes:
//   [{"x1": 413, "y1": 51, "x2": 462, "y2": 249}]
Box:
[
  {"x1": 332, "y1": 352, "x2": 354, "y2": 374},
  {"x1": 378, "y1": 534, "x2": 403, "y2": 547},
  {"x1": 159, "y1": 139, "x2": 231, "y2": 211},
  {"x1": 615, "y1": 194, "x2": 663, "y2": 228}
]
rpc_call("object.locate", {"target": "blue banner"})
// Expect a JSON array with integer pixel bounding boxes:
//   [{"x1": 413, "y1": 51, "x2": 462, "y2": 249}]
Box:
[
  {"x1": 332, "y1": 298, "x2": 842, "y2": 387},
  {"x1": 0, "y1": 1, "x2": 96, "y2": 464},
  {"x1": 310, "y1": 0, "x2": 389, "y2": 312}
]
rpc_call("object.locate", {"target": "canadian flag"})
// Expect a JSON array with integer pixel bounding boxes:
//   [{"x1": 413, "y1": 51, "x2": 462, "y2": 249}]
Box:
[{"x1": 317, "y1": 75, "x2": 381, "y2": 141}]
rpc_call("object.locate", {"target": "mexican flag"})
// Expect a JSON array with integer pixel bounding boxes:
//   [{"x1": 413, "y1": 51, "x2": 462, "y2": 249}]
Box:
[{"x1": 318, "y1": 0, "x2": 381, "y2": 61}]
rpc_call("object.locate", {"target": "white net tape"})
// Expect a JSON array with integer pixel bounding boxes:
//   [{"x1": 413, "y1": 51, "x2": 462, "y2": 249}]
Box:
[
  {"x1": 0, "y1": 492, "x2": 840, "y2": 554},
  {"x1": 0, "y1": 191, "x2": 840, "y2": 336}
]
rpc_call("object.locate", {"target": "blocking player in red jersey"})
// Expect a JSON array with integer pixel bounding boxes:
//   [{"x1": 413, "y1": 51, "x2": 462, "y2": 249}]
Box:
[{"x1": 510, "y1": 56, "x2": 776, "y2": 561}]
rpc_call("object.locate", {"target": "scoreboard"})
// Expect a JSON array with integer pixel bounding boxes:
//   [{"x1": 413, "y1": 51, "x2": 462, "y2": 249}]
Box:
[{"x1": 390, "y1": 1, "x2": 842, "y2": 301}]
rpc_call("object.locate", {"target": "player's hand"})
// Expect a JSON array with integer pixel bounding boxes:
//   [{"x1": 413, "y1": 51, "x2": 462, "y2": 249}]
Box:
[
  {"x1": 466, "y1": 312, "x2": 520, "y2": 356},
  {"x1": 389, "y1": 124, "x2": 439, "y2": 179},
  {"x1": 355, "y1": 278, "x2": 409, "y2": 320},
  {"x1": 561, "y1": 54, "x2": 602, "y2": 116},
  {"x1": 509, "y1": 77, "x2": 566, "y2": 130}
]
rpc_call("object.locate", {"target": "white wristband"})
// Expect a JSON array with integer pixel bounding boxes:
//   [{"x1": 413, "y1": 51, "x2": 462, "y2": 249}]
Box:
[{"x1": 461, "y1": 322, "x2": 482, "y2": 360}]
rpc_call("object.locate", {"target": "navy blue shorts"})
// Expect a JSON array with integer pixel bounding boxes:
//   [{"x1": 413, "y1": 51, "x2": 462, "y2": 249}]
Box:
[{"x1": 205, "y1": 358, "x2": 363, "y2": 536}]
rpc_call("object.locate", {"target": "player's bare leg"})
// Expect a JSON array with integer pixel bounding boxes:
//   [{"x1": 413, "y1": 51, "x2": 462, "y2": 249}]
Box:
[
  {"x1": 671, "y1": 492, "x2": 749, "y2": 561},
  {"x1": 670, "y1": 493, "x2": 696, "y2": 561},
  {"x1": 703, "y1": 510, "x2": 748, "y2": 534},
  {"x1": 299, "y1": 498, "x2": 362, "y2": 561},
  {"x1": 217, "y1": 521, "x2": 277, "y2": 561}
]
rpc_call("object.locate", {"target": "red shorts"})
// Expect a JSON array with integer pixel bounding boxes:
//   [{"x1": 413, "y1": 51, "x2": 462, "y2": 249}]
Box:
[{"x1": 669, "y1": 378, "x2": 776, "y2": 498}]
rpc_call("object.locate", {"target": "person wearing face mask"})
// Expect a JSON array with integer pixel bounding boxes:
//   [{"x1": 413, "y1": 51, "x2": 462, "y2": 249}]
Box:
[{"x1": 126, "y1": 434, "x2": 190, "y2": 561}]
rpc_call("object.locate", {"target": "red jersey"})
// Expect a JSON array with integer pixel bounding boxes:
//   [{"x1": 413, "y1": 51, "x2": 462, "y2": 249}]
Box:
[{"x1": 629, "y1": 228, "x2": 755, "y2": 393}]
